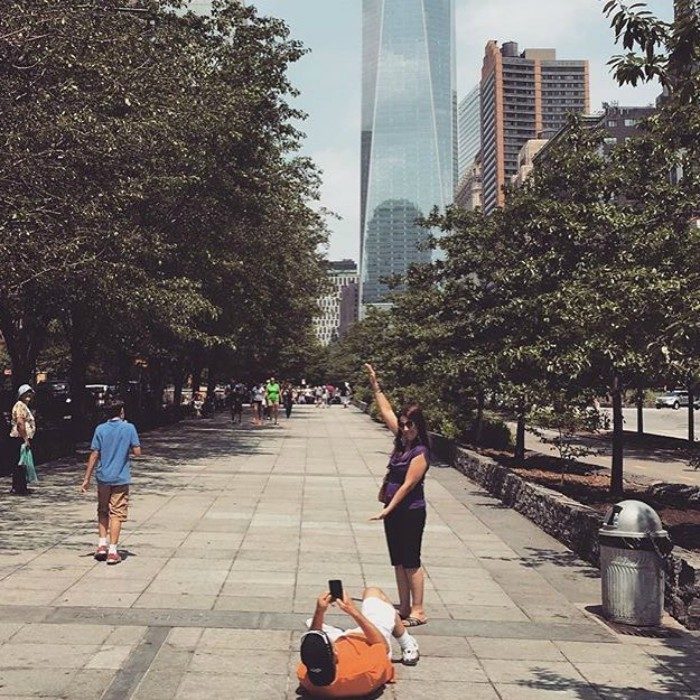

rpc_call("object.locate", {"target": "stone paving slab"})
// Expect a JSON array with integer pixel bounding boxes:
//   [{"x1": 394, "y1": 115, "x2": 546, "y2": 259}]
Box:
[{"x1": 0, "y1": 407, "x2": 698, "y2": 699}]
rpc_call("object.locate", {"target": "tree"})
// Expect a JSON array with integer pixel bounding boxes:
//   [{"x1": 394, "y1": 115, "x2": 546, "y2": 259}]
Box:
[
  {"x1": 605, "y1": 0, "x2": 700, "y2": 445},
  {"x1": 0, "y1": 0, "x2": 329, "y2": 412}
]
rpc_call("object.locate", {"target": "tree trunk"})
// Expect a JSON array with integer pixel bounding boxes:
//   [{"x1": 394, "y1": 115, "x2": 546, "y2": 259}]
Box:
[
  {"x1": 610, "y1": 374, "x2": 624, "y2": 497},
  {"x1": 689, "y1": 384, "x2": 695, "y2": 445},
  {"x1": 0, "y1": 309, "x2": 42, "y2": 390},
  {"x1": 5, "y1": 349, "x2": 33, "y2": 390},
  {"x1": 60, "y1": 306, "x2": 98, "y2": 432},
  {"x1": 117, "y1": 352, "x2": 131, "y2": 396},
  {"x1": 68, "y1": 351, "x2": 89, "y2": 436},
  {"x1": 173, "y1": 363, "x2": 184, "y2": 405},
  {"x1": 474, "y1": 389, "x2": 485, "y2": 444},
  {"x1": 190, "y1": 365, "x2": 202, "y2": 397},
  {"x1": 636, "y1": 387, "x2": 644, "y2": 435},
  {"x1": 206, "y1": 361, "x2": 217, "y2": 398},
  {"x1": 514, "y1": 414, "x2": 526, "y2": 463}
]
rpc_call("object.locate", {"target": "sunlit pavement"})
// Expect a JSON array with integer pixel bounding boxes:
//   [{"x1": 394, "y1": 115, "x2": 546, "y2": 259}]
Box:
[{"x1": 0, "y1": 406, "x2": 698, "y2": 699}]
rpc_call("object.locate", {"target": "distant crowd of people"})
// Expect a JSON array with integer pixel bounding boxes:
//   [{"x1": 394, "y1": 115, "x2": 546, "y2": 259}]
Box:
[
  {"x1": 225, "y1": 379, "x2": 353, "y2": 426},
  {"x1": 309, "y1": 382, "x2": 352, "y2": 408}
]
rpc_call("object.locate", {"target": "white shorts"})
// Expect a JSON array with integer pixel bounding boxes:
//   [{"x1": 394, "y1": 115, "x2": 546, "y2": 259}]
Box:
[
  {"x1": 305, "y1": 596, "x2": 396, "y2": 657},
  {"x1": 343, "y1": 597, "x2": 395, "y2": 655}
]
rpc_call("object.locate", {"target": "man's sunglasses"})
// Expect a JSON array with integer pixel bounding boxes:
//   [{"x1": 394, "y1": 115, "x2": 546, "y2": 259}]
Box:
[{"x1": 399, "y1": 419, "x2": 415, "y2": 429}]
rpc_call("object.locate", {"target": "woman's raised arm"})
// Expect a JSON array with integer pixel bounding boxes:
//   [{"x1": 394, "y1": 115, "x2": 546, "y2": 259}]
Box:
[{"x1": 364, "y1": 363, "x2": 399, "y2": 436}]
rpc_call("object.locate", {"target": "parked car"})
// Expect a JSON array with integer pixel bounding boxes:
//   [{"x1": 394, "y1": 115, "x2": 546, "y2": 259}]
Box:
[
  {"x1": 85, "y1": 384, "x2": 115, "y2": 407},
  {"x1": 655, "y1": 390, "x2": 700, "y2": 410},
  {"x1": 34, "y1": 380, "x2": 73, "y2": 426}
]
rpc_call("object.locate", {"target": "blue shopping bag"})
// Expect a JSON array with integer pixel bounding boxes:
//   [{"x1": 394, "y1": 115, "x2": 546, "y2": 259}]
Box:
[{"x1": 19, "y1": 444, "x2": 38, "y2": 484}]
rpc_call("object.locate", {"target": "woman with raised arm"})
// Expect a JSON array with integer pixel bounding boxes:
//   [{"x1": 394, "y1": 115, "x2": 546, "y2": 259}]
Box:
[{"x1": 364, "y1": 363, "x2": 430, "y2": 627}]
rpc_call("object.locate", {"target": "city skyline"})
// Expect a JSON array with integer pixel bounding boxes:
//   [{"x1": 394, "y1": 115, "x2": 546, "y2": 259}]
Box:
[{"x1": 191, "y1": 0, "x2": 673, "y2": 260}]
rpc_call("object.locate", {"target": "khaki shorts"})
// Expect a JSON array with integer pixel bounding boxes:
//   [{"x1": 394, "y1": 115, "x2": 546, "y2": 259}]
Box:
[{"x1": 97, "y1": 484, "x2": 130, "y2": 522}]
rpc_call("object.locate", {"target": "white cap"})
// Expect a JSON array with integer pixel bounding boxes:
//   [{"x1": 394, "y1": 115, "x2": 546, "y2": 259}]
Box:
[{"x1": 17, "y1": 384, "x2": 33, "y2": 398}]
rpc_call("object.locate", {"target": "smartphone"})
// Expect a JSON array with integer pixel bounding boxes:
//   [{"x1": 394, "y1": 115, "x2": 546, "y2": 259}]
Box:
[{"x1": 329, "y1": 579, "x2": 343, "y2": 601}]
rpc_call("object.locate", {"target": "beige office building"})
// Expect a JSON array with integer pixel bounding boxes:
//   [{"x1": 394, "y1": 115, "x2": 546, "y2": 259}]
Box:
[{"x1": 454, "y1": 156, "x2": 483, "y2": 211}]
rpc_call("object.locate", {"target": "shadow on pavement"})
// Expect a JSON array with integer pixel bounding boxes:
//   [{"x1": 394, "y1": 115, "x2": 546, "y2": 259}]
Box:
[
  {"x1": 294, "y1": 684, "x2": 387, "y2": 699},
  {"x1": 518, "y1": 547, "x2": 600, "y2": 579},
  {"x1": 515, "y1": 637, "x2": 700, "y2": 697},
  {"x1": 0, "y1": 414, "x2": 273, "y2": 553}
]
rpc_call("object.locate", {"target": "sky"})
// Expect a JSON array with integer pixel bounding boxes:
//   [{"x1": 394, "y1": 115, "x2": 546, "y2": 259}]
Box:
[{"x1": 190, "y1": 0, "x2": 673, "y2": 263}]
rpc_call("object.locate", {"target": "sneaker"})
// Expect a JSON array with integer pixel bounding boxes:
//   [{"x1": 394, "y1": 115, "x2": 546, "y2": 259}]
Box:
[
  {"x1": 401, "y1": 639, "x2": 420, "y2": 666},
  {"x1": 94, "y1": 545, "x2": 108, "y2": 562},
  {"x1": 106, "y1": 551, "x2": 122, "y2": 565}
]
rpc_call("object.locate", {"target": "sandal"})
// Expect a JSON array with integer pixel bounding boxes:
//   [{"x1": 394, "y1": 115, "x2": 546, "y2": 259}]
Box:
[{"x1": 403, "y1": 616, "x2": 427, "y2": 627}]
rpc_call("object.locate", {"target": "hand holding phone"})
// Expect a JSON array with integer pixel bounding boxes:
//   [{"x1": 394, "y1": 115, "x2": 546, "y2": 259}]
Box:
[{"x1": 328, "y1": 579, "x2": 343, "y2": 601}]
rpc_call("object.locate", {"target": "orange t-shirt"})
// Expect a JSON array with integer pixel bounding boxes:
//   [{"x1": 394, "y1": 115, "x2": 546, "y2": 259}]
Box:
[{"x1": 297, "y1": 636, "x2": 394, "y2": 698}]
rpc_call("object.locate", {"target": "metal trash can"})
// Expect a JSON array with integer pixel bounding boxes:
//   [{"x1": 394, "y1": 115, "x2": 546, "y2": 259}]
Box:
[{"x1": 599, "y1": 500, "x2": 673, "y2": 626}]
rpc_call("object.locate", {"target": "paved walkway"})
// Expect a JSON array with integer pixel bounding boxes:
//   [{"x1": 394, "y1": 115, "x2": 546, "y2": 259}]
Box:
[{"x1": 1, "y1": 407, "x2": 698, "y2": 699}]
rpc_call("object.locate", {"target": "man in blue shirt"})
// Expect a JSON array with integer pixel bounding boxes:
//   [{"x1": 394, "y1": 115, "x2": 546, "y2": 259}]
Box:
[{"x1": 81, "y1": 400, "x2": 141, "y2": 565}]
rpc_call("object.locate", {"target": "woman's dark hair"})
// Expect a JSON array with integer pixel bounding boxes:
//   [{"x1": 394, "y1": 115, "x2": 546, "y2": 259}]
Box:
[{"x1": 393, "y1": 403, "x2": 430, "y2": 454}]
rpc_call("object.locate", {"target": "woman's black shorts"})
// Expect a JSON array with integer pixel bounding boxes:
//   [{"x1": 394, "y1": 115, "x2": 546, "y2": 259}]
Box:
[{"x1": 383, "y1": 507, "x2": 426, "y2": 569}]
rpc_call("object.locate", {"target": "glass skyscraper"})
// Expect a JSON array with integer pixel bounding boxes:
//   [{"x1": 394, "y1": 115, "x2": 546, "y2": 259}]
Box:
[
  {"x1": 360, "y1": 0, "x2": 456, "y2": 307},
  {"x1": 458, "y1": 85, "x2": 481, "y2": 181}
]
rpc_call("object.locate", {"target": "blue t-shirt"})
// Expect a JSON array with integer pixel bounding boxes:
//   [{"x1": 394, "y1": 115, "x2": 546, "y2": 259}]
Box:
[{"x1": 90, "y1": 419, "x2": 140, "y2": 485}]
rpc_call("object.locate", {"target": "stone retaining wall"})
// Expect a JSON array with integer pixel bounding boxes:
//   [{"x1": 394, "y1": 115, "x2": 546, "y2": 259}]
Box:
[{"x1": 450, "y1": 445, "x2": 604, "y2": 564}]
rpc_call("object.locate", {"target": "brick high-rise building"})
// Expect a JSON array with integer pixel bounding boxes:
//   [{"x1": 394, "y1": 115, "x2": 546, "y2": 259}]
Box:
[{"x1": 480, "y1": 41, "x2": 589, "y2": 213}]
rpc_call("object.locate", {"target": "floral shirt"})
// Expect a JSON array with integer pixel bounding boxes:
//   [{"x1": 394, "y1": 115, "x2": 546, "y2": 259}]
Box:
[{"x1": 10, "y1": 400, "x2": 36, "y2": 440}]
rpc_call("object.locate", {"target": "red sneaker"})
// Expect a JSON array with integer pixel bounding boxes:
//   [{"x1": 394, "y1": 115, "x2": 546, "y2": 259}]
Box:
[
  {"x1": 106, "y1": 551, "x2": 122, "y2": 565},
  {"x1": 94, "y1": 545, "x2": 108, "y2": 562}
]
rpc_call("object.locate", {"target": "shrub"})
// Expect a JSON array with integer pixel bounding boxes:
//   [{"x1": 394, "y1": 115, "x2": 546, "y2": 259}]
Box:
[{"x1": 466, "y1": 412, "x2": 513, "y2": 450}]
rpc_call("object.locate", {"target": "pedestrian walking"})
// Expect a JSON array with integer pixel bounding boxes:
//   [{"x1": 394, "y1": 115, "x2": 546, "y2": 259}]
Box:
[
  {"x1": 192, "y1": 392, "x2": 203, "y2": 418},
  {"x1": 339, "y1": 382, "x2": 351, "y2": 409},
  {"x1": 365, "y1": 363, "x2": 430, "y2": 627},
  {"x1": 80, "y1": 400, "x2": 141, "y2": 565},
  {"x1": 9, "y1": 384, "x2": 37, "y2": 496},
  {"x1": 282, "y1": 383, "x2": 294, "y2": 419},
  {"x1": 230, "y1": 382, "x2": 245, "y2": 424},
  {"x1": 314, "y1": 385, "x2": 323, "y2": 408},
  {"x1": 251, "y1": 383, "x2": 265, "y2": 425},
  {"x1": 266, "y1": 375, "x2": 281, "y2": 425}
]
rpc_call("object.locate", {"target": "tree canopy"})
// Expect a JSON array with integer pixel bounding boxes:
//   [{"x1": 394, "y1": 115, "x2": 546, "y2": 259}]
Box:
[{"x1": 0, "y1": 0, "x2": 329, "y2": 413}]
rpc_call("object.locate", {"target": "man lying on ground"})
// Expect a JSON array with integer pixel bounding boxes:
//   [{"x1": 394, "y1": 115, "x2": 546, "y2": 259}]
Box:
[{"x1": 297, "y1": 586, "x2": 419, "y2": 698}]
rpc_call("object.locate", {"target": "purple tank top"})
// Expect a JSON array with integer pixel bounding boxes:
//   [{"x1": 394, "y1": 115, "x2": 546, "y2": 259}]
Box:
[{"x1": 383, "y1": 444, "x2": 430, "y2": 510}]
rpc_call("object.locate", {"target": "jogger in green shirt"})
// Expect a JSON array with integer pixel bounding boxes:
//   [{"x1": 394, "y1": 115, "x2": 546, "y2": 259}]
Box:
[{"x1": 266, "y1": 376, "x2": 281, "y2": 425}]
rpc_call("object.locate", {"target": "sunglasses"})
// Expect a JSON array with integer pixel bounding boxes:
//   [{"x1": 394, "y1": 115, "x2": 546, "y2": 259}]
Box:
[{"x1": 399, "y1": 419, "x2": 415, "y2": 430}]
